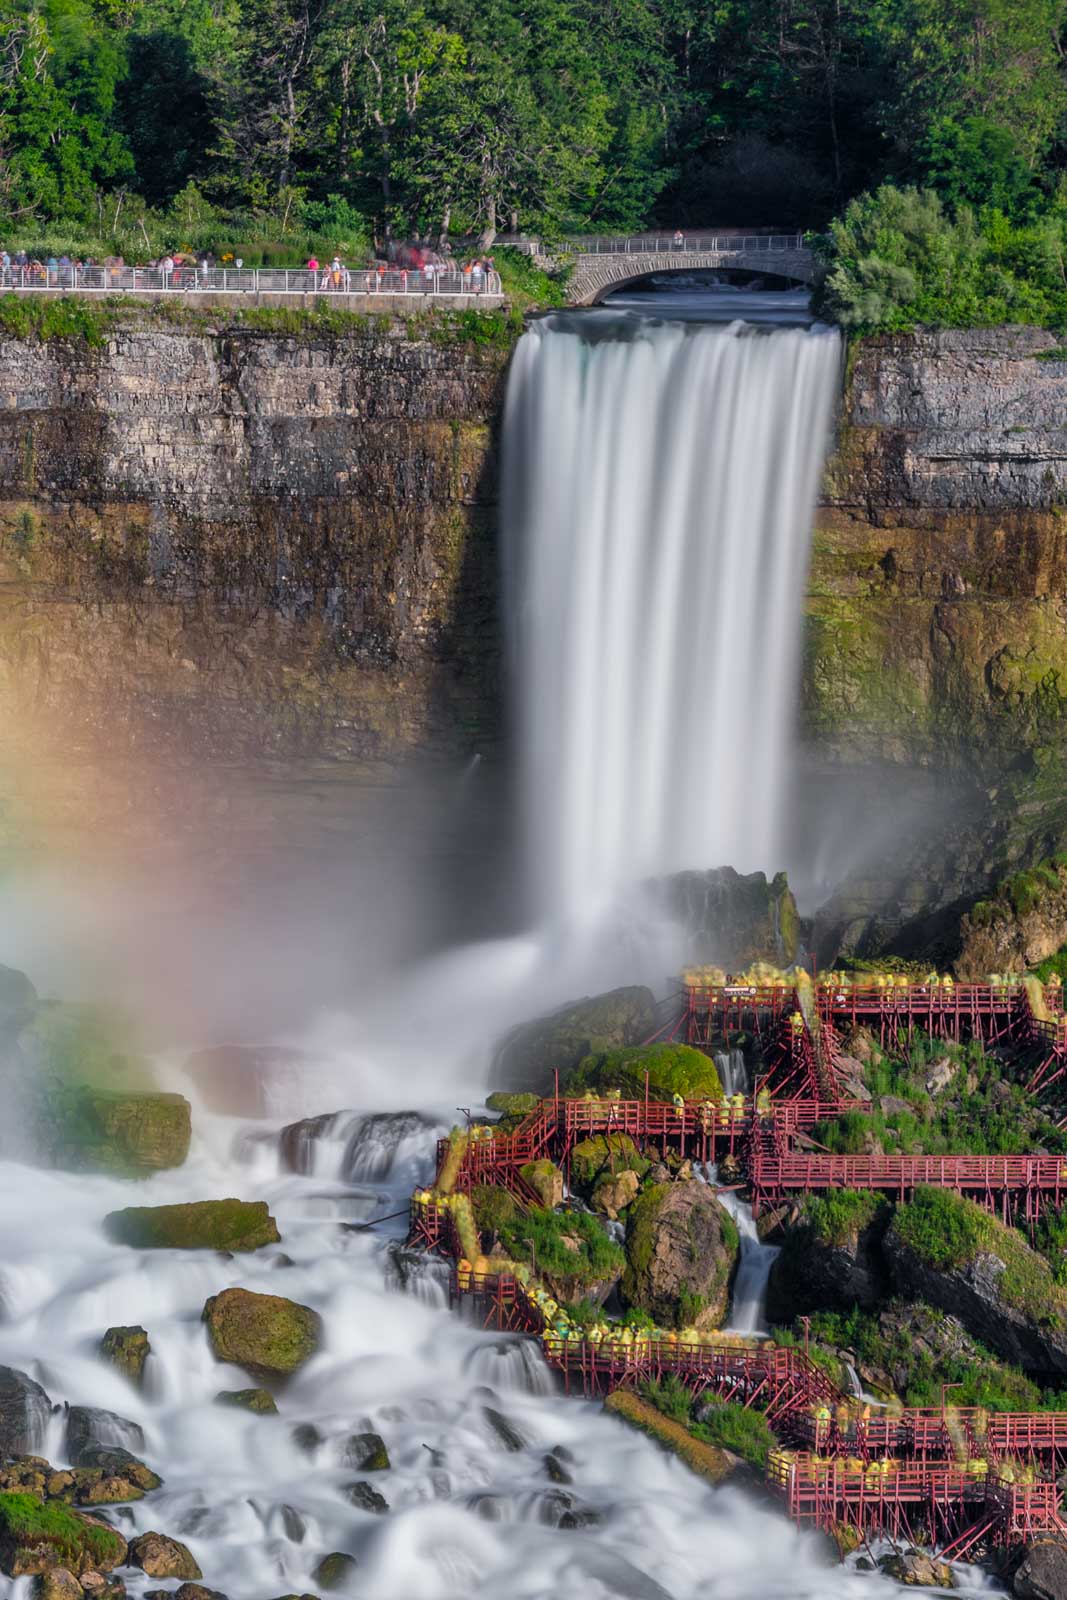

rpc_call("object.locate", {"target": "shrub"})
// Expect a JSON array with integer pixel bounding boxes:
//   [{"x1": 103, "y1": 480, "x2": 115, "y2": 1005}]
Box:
[
  {"x1": 692, "y1": 1401, "x2": 775, "y2": 1469},
  {"x1": 0, "y1": 1491, "x2": 125, "y2": 1569},
  {"x1": 804, "y1": 1190, "x2": 888, "y2": 1247},
  {"x1": 471, "y1": 1184, "x2": 518, "y2": 1235},
  {"x1": 499, "y1": 1207, "x2": 624, "y2": 1288},
  {"x1": 640, "y1": 1374, "x2": 693, "y2": 1425}
]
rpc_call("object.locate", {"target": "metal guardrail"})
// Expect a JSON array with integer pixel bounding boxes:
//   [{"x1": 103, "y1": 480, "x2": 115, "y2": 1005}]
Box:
[
  {"x1": 0, "y1": 264, "x2": 503, "y2": 298},
  {"x1": 561, "y1": 233, "x2": 807, "y2": 255}
]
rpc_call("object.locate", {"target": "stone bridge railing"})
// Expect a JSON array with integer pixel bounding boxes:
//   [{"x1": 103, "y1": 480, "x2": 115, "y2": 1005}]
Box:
[{"x1": 533, "y1": 233, "x2": 815, "y2": 304}]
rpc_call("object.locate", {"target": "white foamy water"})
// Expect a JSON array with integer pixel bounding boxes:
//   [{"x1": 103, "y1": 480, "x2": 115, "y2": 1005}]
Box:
[
  {"x1": 503, "y1": 311, "x2": 840, "y2": 927},
  {"x1": 0, "y1": 1100, "x2": 930, "y2": 1600}
]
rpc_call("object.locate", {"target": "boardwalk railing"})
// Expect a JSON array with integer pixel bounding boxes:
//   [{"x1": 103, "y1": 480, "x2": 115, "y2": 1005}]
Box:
[{"x1": 0, "y1": 264, "x2": 503, "y2": 298}]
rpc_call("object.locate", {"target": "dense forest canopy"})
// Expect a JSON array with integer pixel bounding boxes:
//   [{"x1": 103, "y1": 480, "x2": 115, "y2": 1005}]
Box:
[{"x1": 1, "y1": 0, "x2": 1067, "y2": 256}]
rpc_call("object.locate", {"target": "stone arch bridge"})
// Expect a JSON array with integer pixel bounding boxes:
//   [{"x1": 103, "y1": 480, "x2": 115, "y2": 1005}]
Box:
[{"x1": 546, "y1": 233, "x2": 815, "y2": 305}]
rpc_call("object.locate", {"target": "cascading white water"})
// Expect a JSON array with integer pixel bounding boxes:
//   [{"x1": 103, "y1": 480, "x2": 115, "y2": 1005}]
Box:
[
  {"x1": 715, "y1": 1048, "x2": 749, "y2": 1097},
  {"x1": 717, "y1": 1185, "x2": 781, "y2": 1336},
  {"x1": 503, "y1": 312, "x2": 840, "y2": 926}
]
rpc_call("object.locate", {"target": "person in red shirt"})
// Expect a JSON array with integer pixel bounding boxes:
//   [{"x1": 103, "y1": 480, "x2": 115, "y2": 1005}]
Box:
[{"x1": 306, "y1": 256, "x2": 319, "y2": 273}]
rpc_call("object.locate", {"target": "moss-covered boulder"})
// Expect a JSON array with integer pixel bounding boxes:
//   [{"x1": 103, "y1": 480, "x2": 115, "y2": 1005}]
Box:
[
  {"x1": 956, "y1": 855, "x2": 1067, "y2": 979},
  {"x1": 471, "y1": 1185, "x2": 519, "y2": 1234},
  {"x1": 489, "y1": 987, "x2": 656, "y2": 1094},
  {"x1": 32, "y1": 1569, "x2": 82, "y2": 1600},
  {"x1": 313, "y1": 1552, "x2": 357, "y2": 1592},
  {"x1": 0, "y1": 1492, "x2": 127, "y2": 1577},
  {"x1": 622, "y1": 1181, "x2": 738, "y2": 1329},
  {"x1": 485, "y1": 1092, "x2": 539, "y2": 1118},
  {"x1": 567, "y1": 1042, "x2": 723, "y2": 1102},
  {"x1": 202, "y1": 1288, "x2": 321, "y2": 1379},
  {"x1": 517, "y1": 1160, "x2": 563, "y2": 1209},
  {"x1": 128, "y1": 1532, "x2": 202, "y2": 1579},
  {"x1": 48, "y1": 1090, "x2": 191, "y2": 1174},
  {"x1": 343, "y1": 1432, "x2": 389, "y2": 1471},
  {"x1": 214, "y1": 1388, "x2": 278, "y2": 1414},
  {"x1": 590, "y1": 1168, "x2": 641, "y2": 1220},
  {"x1": 98, "y1": 1327, "x2": 149, "y2": 1387},
  {"x1": 500, "y1": 1208, "x2": 625, "y2": 1305},
  {"x1": 766, "y1": 1190, "x2": 890, "y2": 1323},
  {"x1": 569, "y1": 1133, "x2": 648, "y2": 1195},
  {"x1": 886, "y1": 1187, "x2": 1067, "y2": 1373},
  {"x1": 104, "y1": 1200, "x2": 280, "y2": 1252}
]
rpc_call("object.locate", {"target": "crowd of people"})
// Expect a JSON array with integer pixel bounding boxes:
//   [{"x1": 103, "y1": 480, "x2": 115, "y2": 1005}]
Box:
[{"x1": 0, "y1": 246, "x2": 500, "y2": 294}]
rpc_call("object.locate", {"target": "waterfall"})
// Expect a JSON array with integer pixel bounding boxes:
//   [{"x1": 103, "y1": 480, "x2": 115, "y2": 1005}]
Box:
[
  {"x1": 716, "y1": 1048, "x2": 748, "y2": 1097},
  {"x1": 717, "y1": 1186, "x2": 781, "y2": 1336},
  {"x1": 503, "y1": 312, "x2": 840, "y2": 926}
]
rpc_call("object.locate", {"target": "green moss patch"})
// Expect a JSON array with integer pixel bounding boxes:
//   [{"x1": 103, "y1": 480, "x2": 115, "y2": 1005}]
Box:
[
  {"x1": 0, "y1": 1491, "x2": 125, "y2": 1575},
  {"x1": 499, "y1": 1208, "x2": 623, "y2": 1292},
  {"x1": 202, "y1": 1287, "x2": 322, "y2": 1378},
  {"x1": 804, "y1": 1190, "x2": 889, "y2": 1248},
  {"x1": 569, "y1": 1133, "x2": 649, "y2": 1191}
]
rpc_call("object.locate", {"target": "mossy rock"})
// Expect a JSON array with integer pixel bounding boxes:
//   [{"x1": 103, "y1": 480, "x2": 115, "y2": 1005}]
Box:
[
  {"x1": 98, "y1": 1326, "x2": 149, "y2": 1387},
  {"x1": 342, "y1": 1432, "x2": 389, "y2": 1471},
  {"x1": 517, "y1": 1159, "x2": 563, "y2": 1208},
  {"x1": 48, "y1": 1089, "x2": 191, "y2": 1174},
  {"x1": 312, "y1": 1552, "x2": 357, "y2": 1591},
  {"x1": 570, "y1": 1134, "x2": 649, "y2": 1194},
  {"x1": 471, "y1": 1185, "x2": 518, "y2": 1234},
  {"x1": 214, "y1": 1388, "x2": 278, "y2": 1414},
  {"x1": 104, "y1": 1200, "x2": 280, "y2": 1252},
  {"x1": 128, "y1": 1531, "x2": 202, "y2": 1579},
  {"x1": 622, "y1": 1181, "x2": 738, "y2": 1329},
  {"x1": 202, "y1": 1288, "x2": 322, "y2": 1379},
  {"x1": 567, "y1": 1043, "x2": 723, "y2": 1103},
  {"x1": 485, "y1": 1092, "x2": 538, "y2": 1117},
  {"x1": 0, "y1": 1492, "x2": 127, "y2": 1577}
]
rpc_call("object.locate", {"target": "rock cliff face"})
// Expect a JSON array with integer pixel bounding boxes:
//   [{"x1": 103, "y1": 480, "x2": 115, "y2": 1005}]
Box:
[
  {"x1": 2, "y1": 314, "x2": 1066, "y2": 909},
  {"x1": 0, "y1": 310, "x2": 506, "y2": 854}
]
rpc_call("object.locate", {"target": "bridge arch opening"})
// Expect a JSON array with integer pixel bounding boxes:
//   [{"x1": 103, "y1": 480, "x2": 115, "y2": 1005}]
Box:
[{"x1": 596, "y1": 266, "x2": 815, "y2": 321}]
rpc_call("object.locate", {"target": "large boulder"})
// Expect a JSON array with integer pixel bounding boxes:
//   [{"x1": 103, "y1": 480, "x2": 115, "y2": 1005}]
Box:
[
  {"x1": 489, "y1": 987, "x2": 656, "y2": 1095},
  {"x1": 0, "y1": 1493, "x2": 126, "y2": 1577},
  {"x1": 66, "y1": 1406, "x2": 144, "y2": 1461},
  {"x1": 622, "y1": 1181, "x2": 739, "y2": 1329},
  {"x1": 569, "y1": 1133, "x2": 648, "y2": 1195},
  {"x1": 567, "y1": 1042, "x2": 723, "y2": 1102},
  {"x1": 104, "y1": 1200, "x2": 280, "y2": 1253},
  {"x1": 0, "y1": 1366, "x2": 52, "y2": 1456},
  {"x1": 202, "y1": 1288, "x2": 322, "y2": 1379},
  {"x1": 214, "y1": 1388, "x2": 277, "y2": 1414},
  {"x1": 128, "y1": 1533, "x2": 201, "y2": 1580},
  {"x1": 766, "y1": 1191, "x2": 889, "y2": 1323},
  {"x1": 652, "y1": 867, "x2": 800, "y2": 967},
  {"x1": 49, "y1": 1090, "x2": 191, "y2": 1174},
  {"x1": 886, "y1": 1188, "x2": 1067, "y2": 1374},
  {"x1": 1016, "y1": 1540, "x2": 1067, "y2": 1600},
  {"x1": 98, "y1": 1327, "x2": 149, "y2": 1387},
  {"x1": 603, "y1": 1391, "x2": 740, "y2": 1484}
]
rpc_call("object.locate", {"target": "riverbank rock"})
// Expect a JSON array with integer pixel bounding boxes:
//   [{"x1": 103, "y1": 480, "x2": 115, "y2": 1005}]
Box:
[
  {"x1": 489, "y1": 987, "x2": 656, "y2": 1094},
  {"x1": 145, "y1": 1588, "x2": 227, "y2": 1600},
  {"x1": 885, "y1": 1188, "x2": 1067, "y2": 1374},
  {"x1": 879, "y1": 1551, "x2": 955, "y2": 1587},
  {"x1": 343, "y1": 1482, "x2": 388, "y2": 1513},
  {"x1": 202, "y1": 1288, "x2": 322, "y2": 1378},
  {"x1": 0, "y1": 1367, "x2": 52, "y2": 1456},
  {"x1": 213, "y1": 1388, "x2": 278, "y2": 1414},
  {"x1": 591, "y1": 1167, "x2": 641, "y2": 1220},
  {"x1": 104, "y1": 1200, "x2": 280, "y2": 1252},
  {"x1": 622, "y1": 1181, "x2": 739, "y2": 1329},
  {"x1": 50, "y1": 1091, "x2": 191, "y2": 1174},
  {"x1": 128, "y1": 1533, "x2": 201, "y2": 1580},
  {"x1": 956, "y1": 859, "x2": 1067, "y2": 980},
  {"x1": 1015, "y1": 1539, "x2": 1067, "y2": 1599},
  {"x1": 766, "y1": 1191, "x2": 890, "y2": 1322},
  {"x1": 32, "y1": 1570, "x2": 82, "y2": 1600},
  {"x1": 0, "y1": 1493, "x2": 127, "y2": 1577},
  {"x1": 98, "y1": 1328, "x2": 149, "y2": 1388}
]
